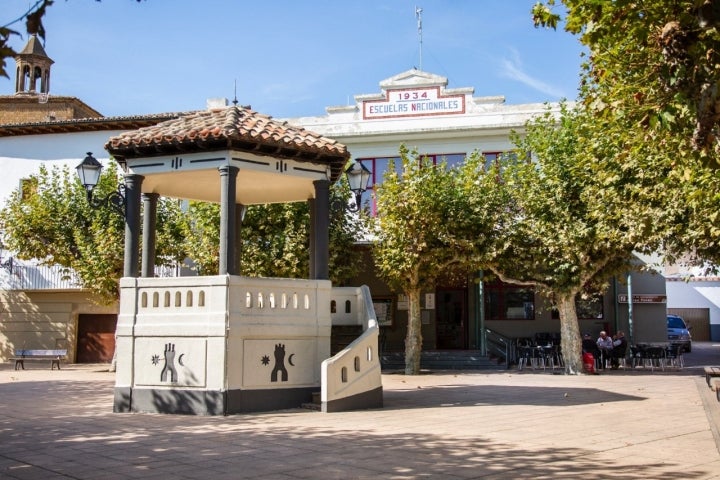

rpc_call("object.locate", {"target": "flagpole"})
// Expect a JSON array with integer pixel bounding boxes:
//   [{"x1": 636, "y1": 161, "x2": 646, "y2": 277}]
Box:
[{"x1": 415, "y1": 6, "x2": 423, "y2": 71}]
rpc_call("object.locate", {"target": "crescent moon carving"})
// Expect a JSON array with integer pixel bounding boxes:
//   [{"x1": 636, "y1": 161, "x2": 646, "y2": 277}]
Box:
[
  {"x1": 288, "y1": 354, "x2": 295, "y2": 366},
  {"x1": 178, "y1": 353, "x2": 185, "y2": 366}
]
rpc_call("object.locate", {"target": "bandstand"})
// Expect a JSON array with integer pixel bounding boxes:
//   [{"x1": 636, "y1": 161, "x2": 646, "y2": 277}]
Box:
[{"x1": 95, "y1": 105, "x2": 382, "y2": 414}]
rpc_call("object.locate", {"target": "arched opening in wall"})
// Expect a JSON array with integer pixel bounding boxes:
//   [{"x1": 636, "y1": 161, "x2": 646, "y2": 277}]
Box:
[
  {"x1": 76, "y1": 314, "x2": 117, "y2": 363},
  {"x1": 21, "y1": 65, "x2": 30, "y2": 91},
  {"x1": 33, "y1": 66, "x2": 42, "y2": 90}
]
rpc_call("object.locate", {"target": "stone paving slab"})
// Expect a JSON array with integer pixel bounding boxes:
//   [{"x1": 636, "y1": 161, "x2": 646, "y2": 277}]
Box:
[{"x1": 1, "y1": 362, "x2": 719, "y2": 479}]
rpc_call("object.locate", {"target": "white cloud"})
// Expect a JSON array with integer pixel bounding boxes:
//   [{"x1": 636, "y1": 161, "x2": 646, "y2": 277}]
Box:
[{"x1": 499, "y1": 48, "x2": 566, "y2": 99}]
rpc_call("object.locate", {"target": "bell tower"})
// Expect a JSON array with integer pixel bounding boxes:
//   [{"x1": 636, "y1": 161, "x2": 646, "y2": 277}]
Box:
[{"x1": 14, "y1": 34, "x2": 54, "y2": 95}]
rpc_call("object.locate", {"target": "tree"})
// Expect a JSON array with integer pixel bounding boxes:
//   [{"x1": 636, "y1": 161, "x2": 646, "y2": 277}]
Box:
[
  {"x1": 532, "y1": 0, "x2": 720, "y2": 273},
  {"x1": 532, "y1": 0, "x2": 720, "y2": 158},
  {"x1": 480, "y1": 105, "x2": 647, "y2": 374},
  {"x1": 0, "y1": 162, "x2": 185, "y2": 303},
  {"x1": 373, "y1": 146, "x2": 501, "y2": 375}
]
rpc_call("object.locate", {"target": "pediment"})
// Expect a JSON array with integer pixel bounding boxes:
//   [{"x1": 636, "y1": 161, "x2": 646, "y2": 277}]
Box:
[{"x1": 378, "y1": 69, "x2": 448, "y2": 90}]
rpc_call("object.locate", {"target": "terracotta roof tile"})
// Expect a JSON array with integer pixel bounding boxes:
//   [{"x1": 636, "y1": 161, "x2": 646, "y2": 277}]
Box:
[{"x1": 105, "y1": 106, "x2": 350, "y2": 181}]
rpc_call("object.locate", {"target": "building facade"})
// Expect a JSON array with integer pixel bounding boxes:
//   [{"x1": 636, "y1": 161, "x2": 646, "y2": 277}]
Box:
[
  {"x1": 0, "y1": 37, "x2": 678, "y2": 365},
  {"x1": 283, "y1": 69, "x2": 670, "y2": 352}
]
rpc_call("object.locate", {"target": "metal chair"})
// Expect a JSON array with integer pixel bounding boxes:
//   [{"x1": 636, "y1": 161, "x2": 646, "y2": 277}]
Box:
[
  {"x1": 665, "y1": 344, "x2": 684, "y2": 369},
  {"x1": 642, "y1": 346, "x2": 666, "y2": 371}
]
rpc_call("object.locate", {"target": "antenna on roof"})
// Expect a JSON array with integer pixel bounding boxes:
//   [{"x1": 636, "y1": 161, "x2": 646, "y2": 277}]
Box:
[
  {"x1": 232, "y1": 79, "x2": 239, "y2": 106},
  {"x1": 415, "y1": 6, "x2": 423, "y2": 71}
]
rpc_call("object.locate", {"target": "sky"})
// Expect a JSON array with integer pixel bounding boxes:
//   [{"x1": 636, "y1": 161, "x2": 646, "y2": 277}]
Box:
[{"x1": 2, "y1": 0, "x2": 585, "y2": 119}]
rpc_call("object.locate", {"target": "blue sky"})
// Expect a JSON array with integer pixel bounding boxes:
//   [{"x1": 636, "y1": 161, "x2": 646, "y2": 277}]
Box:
[{"x1": 3, "y1": 0, "x2": 584, "y2": 119}]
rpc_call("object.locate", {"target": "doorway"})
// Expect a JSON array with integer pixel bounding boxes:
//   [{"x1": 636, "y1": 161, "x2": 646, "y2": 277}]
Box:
[
  {"x1": 435, "y1": 288, "x2": 467, "y2": 349},
  {"x1": 76, "y1": 314, "x2": 117, "y2": 363}
]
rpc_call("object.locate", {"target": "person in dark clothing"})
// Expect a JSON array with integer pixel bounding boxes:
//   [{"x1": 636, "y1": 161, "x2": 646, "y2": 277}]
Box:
[
  {"x1": 582, "y1": 333, "x2": 601, "y2": 370},
  {"x1": 610, "y1": 331, "x2": 628, "y2": 369}
]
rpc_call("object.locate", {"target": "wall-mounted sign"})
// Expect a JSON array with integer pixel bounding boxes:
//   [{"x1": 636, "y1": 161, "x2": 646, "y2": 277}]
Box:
[
  {"x1": 617, "y1": 294, "x2": 667, "y2": 304},
  {"x1": 425, "y1": 293, "x2": 435, "y2": 310},
  {"x1": 397, "y1": 294, "x2": 408, "y2": 310},
  {"x1": 363, "y1": 86, "x2": 465, "y2": 120},
  {"x1": 372, "y1": 297, "x2": 394, "y2": 327}
]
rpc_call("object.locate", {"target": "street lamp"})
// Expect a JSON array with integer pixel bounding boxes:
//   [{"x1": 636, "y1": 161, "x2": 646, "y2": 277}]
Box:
[
  {"x1": 343, "y1": 160, "x2": 371, "y2": 212},
  {"x1": 75, "y1": 152, "x2": 126, "y2": 215}
]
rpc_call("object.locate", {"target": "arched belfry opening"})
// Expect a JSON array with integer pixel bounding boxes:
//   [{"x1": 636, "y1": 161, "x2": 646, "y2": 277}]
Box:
[
  {"x1": 103, "y1": 105, "x2": 383, "y2": 415},
  {"x1": 14, "y1": 34, "x2": 53, "y2": 95}
]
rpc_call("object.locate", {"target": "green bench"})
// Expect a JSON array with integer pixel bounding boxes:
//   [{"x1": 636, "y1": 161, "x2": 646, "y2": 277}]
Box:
[{"x1": 10, "y1": 349, "x2": 67, "y2": 370}]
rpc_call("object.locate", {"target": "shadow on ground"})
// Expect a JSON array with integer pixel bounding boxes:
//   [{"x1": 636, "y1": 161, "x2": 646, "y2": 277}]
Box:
[{"x1": 0, "y1": 379, "x2": 705, "y2": 479}]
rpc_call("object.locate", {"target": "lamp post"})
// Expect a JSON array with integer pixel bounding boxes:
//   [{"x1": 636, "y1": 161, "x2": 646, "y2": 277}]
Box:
[
  {"x1": 75, "y1": 152, "x2": 126, "y2": 215},
  {"x1": 343, "y1": 160, "x2": 371, "y2": 212}
]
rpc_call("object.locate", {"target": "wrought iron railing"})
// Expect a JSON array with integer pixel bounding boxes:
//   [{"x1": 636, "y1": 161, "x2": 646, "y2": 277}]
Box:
[
  {"x1": 0, "y1": 259, "x2": 82, "y2": 290},
  {"x1": 484, "y1": 327, "x2": 517, "y2": 369},
  {"x1": 0, "y1": 257, "x2": 181, "y2": 291}
]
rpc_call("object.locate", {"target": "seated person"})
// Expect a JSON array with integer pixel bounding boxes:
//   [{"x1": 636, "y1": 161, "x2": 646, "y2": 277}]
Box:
[
  {"x1": 609, "y1": 331, "x2": 628, "y2": 369},
  {"x1": 582, "y1": 333, "x2": 599, "y2": 354},
  {"x1": 582, "y1": 333, "x2": 601, "y2": 369},
  {"x1": 596, "y1": 331, "x2": 613, "y2": 369}
]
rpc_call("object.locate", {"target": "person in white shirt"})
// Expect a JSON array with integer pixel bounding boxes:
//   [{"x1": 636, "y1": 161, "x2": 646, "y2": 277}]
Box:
[{"x1": 596, "y1": 331, "x2": 613, "y2": 369}]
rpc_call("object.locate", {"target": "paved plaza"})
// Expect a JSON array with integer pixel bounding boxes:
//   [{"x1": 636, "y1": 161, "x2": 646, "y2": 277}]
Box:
[{"x1": 1, "y1": 344, "x2": 720, "y2": 479}]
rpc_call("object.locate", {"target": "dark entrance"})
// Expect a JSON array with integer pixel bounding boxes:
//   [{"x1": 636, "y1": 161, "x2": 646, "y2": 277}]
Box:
[
  {"x1": 435, "y1": 288, "x2": 467, "y2": 349},
  {"x1": 76, "y1": 314, "x2": 117, "y2": 363}
]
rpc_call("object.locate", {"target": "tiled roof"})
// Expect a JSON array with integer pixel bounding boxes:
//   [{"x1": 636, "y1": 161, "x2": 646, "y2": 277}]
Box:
[
  {"x1": 19, "y1": 34, "x2": 52, "y2": 59},
  {"x1": 105, "y1": 106, "x2": 350, "y2": 181},
  {"x1": 0, "y1": 110, "x2": 190, "y2": 136}
]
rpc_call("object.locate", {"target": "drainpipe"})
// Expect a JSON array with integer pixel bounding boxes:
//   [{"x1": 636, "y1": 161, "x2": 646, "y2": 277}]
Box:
[
  {"x1": 627, "y1": 272, "x2": 634, "y2": 345},
  {"x1": 477, "y1": 270, "x2": 486, "y2": 355}
]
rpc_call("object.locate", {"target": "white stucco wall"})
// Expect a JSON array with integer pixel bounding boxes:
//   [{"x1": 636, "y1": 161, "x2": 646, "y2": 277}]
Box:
[
  {"x1": 0, "y1": 130, "x2": 122, "y2": 204},
  {"x1": 666, "y1": 279, "x2": 720, "y2": 338}
]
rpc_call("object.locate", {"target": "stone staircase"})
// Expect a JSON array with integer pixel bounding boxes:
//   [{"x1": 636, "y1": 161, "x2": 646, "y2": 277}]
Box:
[
  {"x1": 380, "y1": 350, "x2": 507, "y2": 371},
  {"x1": 331, "y1": 325, "x2": 364, "y2": 355}
]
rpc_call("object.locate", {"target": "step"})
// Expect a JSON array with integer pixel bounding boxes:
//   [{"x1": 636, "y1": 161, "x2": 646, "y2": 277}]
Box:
[
  {"x1": 381, "y1": 351, "x2": 506, "y2": 371},
  {"x1": 301, "y1": 391, "x2": 321, "y2": 411}
]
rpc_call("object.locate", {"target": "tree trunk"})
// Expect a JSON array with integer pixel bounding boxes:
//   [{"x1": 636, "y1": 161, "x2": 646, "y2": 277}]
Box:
[
  {"x1": 556, "y1": 293, "x2": 582, "y2": 375},
  {"x1": 404, "y1": 287, "x2": 423, "y2": 375}
]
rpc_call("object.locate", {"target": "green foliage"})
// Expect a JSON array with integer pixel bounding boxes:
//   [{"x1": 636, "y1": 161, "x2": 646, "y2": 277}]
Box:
[
  {"x1": 0, "y1": 162, "x2": 186, "y2": 303},
  {"x1": 482, "y1": 104, "x2": 648, "y2": 373},
  {"x1": 532, "y1": 0, "x2": 720, "y2": 275},
  {"x1": 0, "y1": 163, "x2": 124, "y2": 302},
  {"x1": 533, "y1": 0, "x2": 720, "y2": 160},
  {"x1": 179, "y1": 181, "x2": 366, "y2": 285},
  {"x1": 373, "y1": 146, "x2": 501, "y2": 374}
]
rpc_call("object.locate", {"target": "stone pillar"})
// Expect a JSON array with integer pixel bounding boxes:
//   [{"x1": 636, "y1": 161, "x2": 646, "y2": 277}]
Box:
[
  {"x1": 141, "y1": 193, "x2": 159, "y2": 278},
  {"x1": 219, "y1": 165, "x2": 239, "y2": 275},
  {"x1": 308, "y1": 198, "x2": 316, "y2": 280},
  {"x1": 123, "y1": 174, "x2": 144, "y2": 278},
  {"x1": 312, "y1": 180, "x2": 330, "y2": 280}
]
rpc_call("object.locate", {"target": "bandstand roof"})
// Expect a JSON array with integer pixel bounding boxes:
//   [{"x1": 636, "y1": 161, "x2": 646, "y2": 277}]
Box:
[{"x1": 105, "y1": 106, "x2": 350, "y2": 204}]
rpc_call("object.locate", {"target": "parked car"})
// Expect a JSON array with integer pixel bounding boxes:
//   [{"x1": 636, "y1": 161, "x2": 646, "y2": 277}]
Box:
[{"x1": 667, "y1": 314, "x2": 692, "y2": 353}]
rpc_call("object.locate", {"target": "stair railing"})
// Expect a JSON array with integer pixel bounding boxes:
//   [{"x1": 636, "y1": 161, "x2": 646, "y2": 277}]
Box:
[{"x1": 484, "y1": 328, "x2": 516, "y2": 369}]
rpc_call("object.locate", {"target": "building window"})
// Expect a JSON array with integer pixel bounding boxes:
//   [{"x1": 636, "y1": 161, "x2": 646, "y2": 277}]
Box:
[
  {"x1": 19, "y1": 178, "x2": 37, "y2": 201},
  {"x1": 483, "y1": 151, "x2": 521, "y2": 171},
  {"x1": 485, "y1": 278, "x2": 535, "y2": 320},
  {"x1": 358, "y1": 153, "x2": 466, "y2": 215}
]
